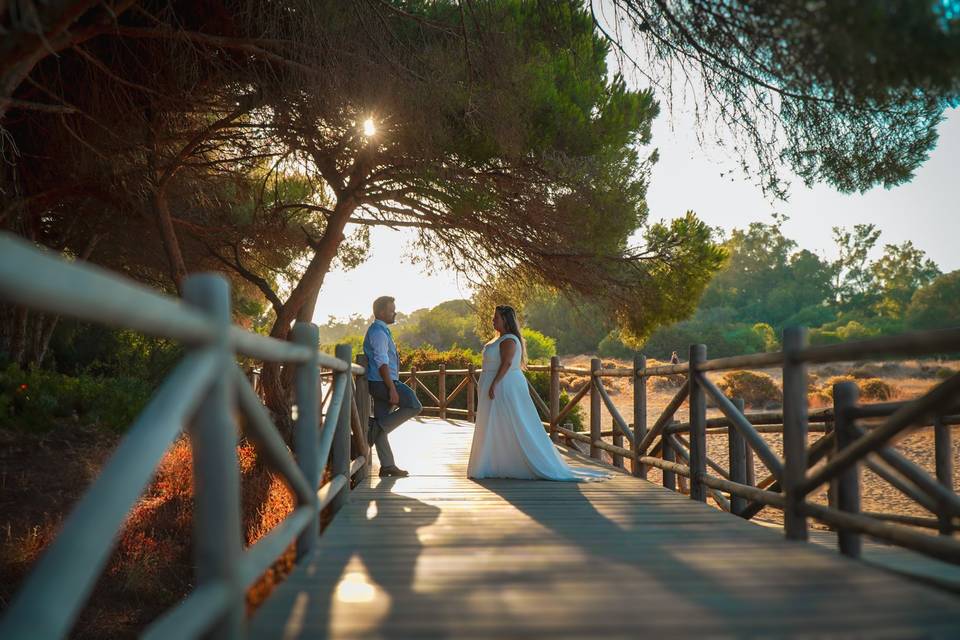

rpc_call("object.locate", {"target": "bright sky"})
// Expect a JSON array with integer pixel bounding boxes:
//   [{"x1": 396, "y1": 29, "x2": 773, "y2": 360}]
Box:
[{"x1": 313, "y1": 106, "x2": 959, "y2": 324}]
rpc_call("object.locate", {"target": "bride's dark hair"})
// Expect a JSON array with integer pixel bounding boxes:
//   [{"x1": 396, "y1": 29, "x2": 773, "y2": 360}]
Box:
[{"x1": 495, "y1": 305, "x2": 527, "y2": 367}]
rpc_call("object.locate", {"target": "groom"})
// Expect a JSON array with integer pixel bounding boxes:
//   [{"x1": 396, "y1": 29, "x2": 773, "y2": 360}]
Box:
[{"x1": 364, "y1": 295, "x2": 422, "y2": 478}]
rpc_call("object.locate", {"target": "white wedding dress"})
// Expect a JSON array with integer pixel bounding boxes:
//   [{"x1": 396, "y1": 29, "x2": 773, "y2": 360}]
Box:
[{"x1": 467, "y1": 333, "x2": 611, "y2": 481}]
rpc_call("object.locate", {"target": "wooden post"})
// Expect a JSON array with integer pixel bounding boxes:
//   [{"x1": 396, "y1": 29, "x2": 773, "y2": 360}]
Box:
[
  {"x1": 662, "y1": 424, "x2": 676, "y2": 490},
  {"x1": 467, "y1": 364, "x2": 477, "y2": 422},
  {"x1": 331, "y1": 344, "x2": 353, "y2": 514},
  {"x1": 736, "y1": 397, "x2": 755, "y2": 487},
  {"x1": 826, "y1": 419, "x2": 838, "y2": 509},
  {"x1": 633, "y1": 354, "x2": 647, "y2": 478},
  {"x1": 438, "y1": 363, "x2": 447, "y2": 419},
  {"x1": 782, "y1": 326, "x2": 809, "y2": 541},
  {"x1": 935, "y1": 415, "x2": 954, "y2": 535},
  {"x1": 549, "y1": 356, "x2": 560, "y2": 443},
  {"x1": 590, "y1": 357, "x2": 601, "y2": 460},
  {"x1": 612, "y1": 419, "x2": 624, "y2": 469},
  {"x1": 688, "y1": 344, "x2": 707, "y2": 502},
  {"x1": 182, "y1": 274, "x2": 243, "y2": 639},
  {"x1": 410, "y1": 366, "x2": 418, "y2": 398},
  {"x1": 834, "y1": 381, "x2": 861, "y2": 558},
  {"x1": 354, "y1": 354, "x2": 371, "y2": 479},
  {"x1": 727, "y1": 395, "x2": 747, "y2": 517},
  {"x1": 292, "y1": 322, "x2": 321, "y2": 560}
]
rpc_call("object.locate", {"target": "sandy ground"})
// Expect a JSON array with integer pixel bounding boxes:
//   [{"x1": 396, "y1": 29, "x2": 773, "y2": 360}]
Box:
[{"x1": 556, "y1": 355, "x2": 960, "y2": 528}]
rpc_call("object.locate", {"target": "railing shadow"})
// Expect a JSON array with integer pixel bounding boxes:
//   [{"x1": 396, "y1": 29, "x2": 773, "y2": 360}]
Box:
[
  {"x1": 475, "y1": 476, "x2": 927, "y2": 634},
  {"x1": 253, "y1": 477, "x2": 442, "y2": 640}
]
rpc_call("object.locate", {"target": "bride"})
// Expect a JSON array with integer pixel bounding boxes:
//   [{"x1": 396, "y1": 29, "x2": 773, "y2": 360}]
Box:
[{"x1": 467, "y1": 305, "x2": 611, "y2": 482}]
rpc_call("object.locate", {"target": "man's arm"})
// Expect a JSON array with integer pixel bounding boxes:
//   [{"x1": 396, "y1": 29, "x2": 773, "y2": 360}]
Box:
[
  {"x1": 370, "y1": 330, "x2": 400, "y2": 405},
  {"x1": 380, "y1": 363, "x2": 399, "y2": 405}
]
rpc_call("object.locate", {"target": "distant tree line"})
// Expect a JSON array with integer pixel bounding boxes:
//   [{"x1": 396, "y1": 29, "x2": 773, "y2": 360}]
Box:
[{"x1": 316, "y1": 215, "x2": 955, "y2": 362}]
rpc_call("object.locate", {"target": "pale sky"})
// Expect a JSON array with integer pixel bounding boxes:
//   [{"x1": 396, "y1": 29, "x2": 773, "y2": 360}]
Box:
[{"x1": 313, "y1": 106, "x2": 959, "y2": 324}]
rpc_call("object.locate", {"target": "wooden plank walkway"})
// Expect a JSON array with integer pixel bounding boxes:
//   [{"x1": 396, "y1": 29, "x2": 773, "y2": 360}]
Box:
[{"x1": 252, "y1": 418, "x2": 960, "y2": 639}]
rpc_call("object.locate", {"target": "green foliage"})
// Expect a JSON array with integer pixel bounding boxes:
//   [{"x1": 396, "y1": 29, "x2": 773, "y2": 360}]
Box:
[
  {"x1": 611, "y1": 1, "x2": 960, "y2": 195},
  {"x1": 598, "y1": 331, "x2": 637, "y2": 359},
  {"x1": 717, "y1": 371, "x2": 783, "y2": 409},
  {"x1": 522, "y1": 328, "x2": 556, "y2": 362},
  {"x1": 701, "y1": 216, "x2": 834, "y2": 327},
  {"x1": 46, "y1": 320, "x2": 182, "y2": 383},
  {"x1": 316, "y1": 315, "x2": 372, "y2": 346},
  {"x1": 320, "y1": 334, "x2": 364, "y2": 359},
  {"x1": 638, "y1": 308, "x2": 776, "y2": 359},
  {"x1": 832, "y1": 224, "x2": 882, "y2": 307},
  {"x1": 0, "y1": 364, "x2": 153, "y2": 433},
  {"x1": 400, "y1": 347, "x2": 481, "y2": 411},
  {"x1": 523, "y1": 289, "x2": 613, "y2": 355},
  {"x1": 394, "y1": 301, "x2": 483, "y2": 351},
  {"x1": 810, "y1": 320, "x2": 883, "y2": 346},
  {"x1": 870, "y1": 241, "x2": 941, "y2": 317},
  {"x1": 752, "y1": 323, "x2": 778, "y2": 352},
  {"x1": 905, "y1": 270, "x2": 960, "y2": 331},
  {"x1": 400, "y1": 346, "x2": 481, "y2": 372}
]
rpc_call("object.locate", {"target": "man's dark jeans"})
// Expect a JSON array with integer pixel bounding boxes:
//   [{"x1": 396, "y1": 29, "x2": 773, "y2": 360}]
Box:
[{"x1": 368, "y1": 380, "x2": 422, "y2": 468}]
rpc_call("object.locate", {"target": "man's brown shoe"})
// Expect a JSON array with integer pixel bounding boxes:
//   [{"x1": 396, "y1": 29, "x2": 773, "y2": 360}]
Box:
[{"x1": 379, "y1": 465, "x2": 409, "y2": 478}]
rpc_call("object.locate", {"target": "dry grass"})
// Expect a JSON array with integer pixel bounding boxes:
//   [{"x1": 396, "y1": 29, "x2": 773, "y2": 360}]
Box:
[{"x1": 0, "y1": 429, "x2": 298, "y2": 639}]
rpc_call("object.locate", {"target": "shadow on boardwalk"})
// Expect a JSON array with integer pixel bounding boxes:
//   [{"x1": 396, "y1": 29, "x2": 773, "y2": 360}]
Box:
[{"x1": 254, "y1": 477, "x2": 442, "y2": 639}]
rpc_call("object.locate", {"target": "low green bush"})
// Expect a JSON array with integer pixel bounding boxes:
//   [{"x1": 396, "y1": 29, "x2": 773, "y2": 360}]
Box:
[{"x1": 0, "y1": 364, "x2": 153, "y2": 433}]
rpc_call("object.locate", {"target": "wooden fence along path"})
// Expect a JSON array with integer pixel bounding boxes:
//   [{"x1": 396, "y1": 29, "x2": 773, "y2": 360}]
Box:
[
  {"x1": 2, "y1": 231, "x2": 960, "y2": 637},
  {"x1": 252, "y1": 418, "x2": 960, "y2": 638}
]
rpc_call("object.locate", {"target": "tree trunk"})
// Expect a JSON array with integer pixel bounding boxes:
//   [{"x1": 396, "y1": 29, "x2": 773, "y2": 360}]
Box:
[
  {"x1": 8, "y1": 305, "x2": 28, "y2": 367},
  {"x1": 152, "y1": 187, "x2": 187, "y2": 294},
  {"x1": 261, "y1": 195, "x2": 359, "y2": 421}
]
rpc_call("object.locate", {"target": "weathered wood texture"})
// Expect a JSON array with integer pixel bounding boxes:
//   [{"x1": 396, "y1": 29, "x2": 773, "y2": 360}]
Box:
[{"x1": 252, "y1": 418, "x2": 960, "y2": 639}]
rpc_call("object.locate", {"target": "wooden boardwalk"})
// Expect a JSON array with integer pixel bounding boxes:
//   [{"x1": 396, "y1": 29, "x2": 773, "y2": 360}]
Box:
[{"x1": 252, "y1": 418, "x2": 960, "y2": 639}]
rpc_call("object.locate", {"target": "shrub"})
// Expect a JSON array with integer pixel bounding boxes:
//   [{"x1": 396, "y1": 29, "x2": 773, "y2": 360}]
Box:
[
  {"x1": 0, "y1": 364, "x2": 153, "y2": 433},
  {"x1": 320, "y1": 333, "x2": 364, "y2": 358},
  {"x1": 399, "y1": 346, "x2": 481, "y2": 412},
  {"x1": 651, "y1": 373, "x2": 685, "y2": 390},
  {"x1": 936, "y1": 367, "x2": 957, "y2": 380},
  {"x1": 716, "y1": 370, "x2": 782, "y2": 408},
  {"x1": 816, "y1": 375, "x2": 896, "y2": 402},
  {"x1": 522, "y1": 328, "x2": 556, "y2": 362},
  {"x1": 858, "y1": 378, "x2": 897, "y2": 401},
  {"x1": 817, "y1": 375, "x2": 856, "y2": 400}
]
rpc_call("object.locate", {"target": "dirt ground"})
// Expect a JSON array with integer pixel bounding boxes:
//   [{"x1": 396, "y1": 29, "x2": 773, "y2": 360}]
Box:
[{"x1": 558, "y1": 355, "x2": 960, "y2": 528}]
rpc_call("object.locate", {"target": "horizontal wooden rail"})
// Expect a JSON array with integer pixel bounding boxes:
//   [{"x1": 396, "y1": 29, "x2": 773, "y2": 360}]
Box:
[{"x1": 801, "y1": 372, "x2": 960, "y2": 496}]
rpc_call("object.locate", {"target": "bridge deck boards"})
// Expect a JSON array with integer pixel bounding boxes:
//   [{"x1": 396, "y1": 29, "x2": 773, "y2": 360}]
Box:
[{"x1": 252, "y1": 418, "x2": 960, "y2": 638}]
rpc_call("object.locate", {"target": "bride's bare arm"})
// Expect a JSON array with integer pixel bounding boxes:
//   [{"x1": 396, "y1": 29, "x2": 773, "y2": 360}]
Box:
[{"x1": 488, "y1": 339, "x2": 517, "y2": 399}]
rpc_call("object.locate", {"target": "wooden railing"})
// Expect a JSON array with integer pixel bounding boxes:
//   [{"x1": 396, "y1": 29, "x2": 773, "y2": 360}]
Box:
[
  {"x1": 0, "y1": 234, "x2": 370, "y2": 639},
  {"x1": 2, "y1": 229, "x2": 960, "y2": 638},
  {"x1": 403, "y1": 327, "x2": 960, "y2": 565}
]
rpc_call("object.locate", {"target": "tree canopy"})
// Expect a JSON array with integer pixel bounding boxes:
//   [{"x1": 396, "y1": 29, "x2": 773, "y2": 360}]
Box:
[{"x1": 599, "y1": 1, "x2": 960, "y2": 196}]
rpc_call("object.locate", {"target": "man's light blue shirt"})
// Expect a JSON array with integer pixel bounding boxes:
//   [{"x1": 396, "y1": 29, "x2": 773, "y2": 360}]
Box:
[{"x1": 363, "y1": 319, "x2": 399, "y2": 382}]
